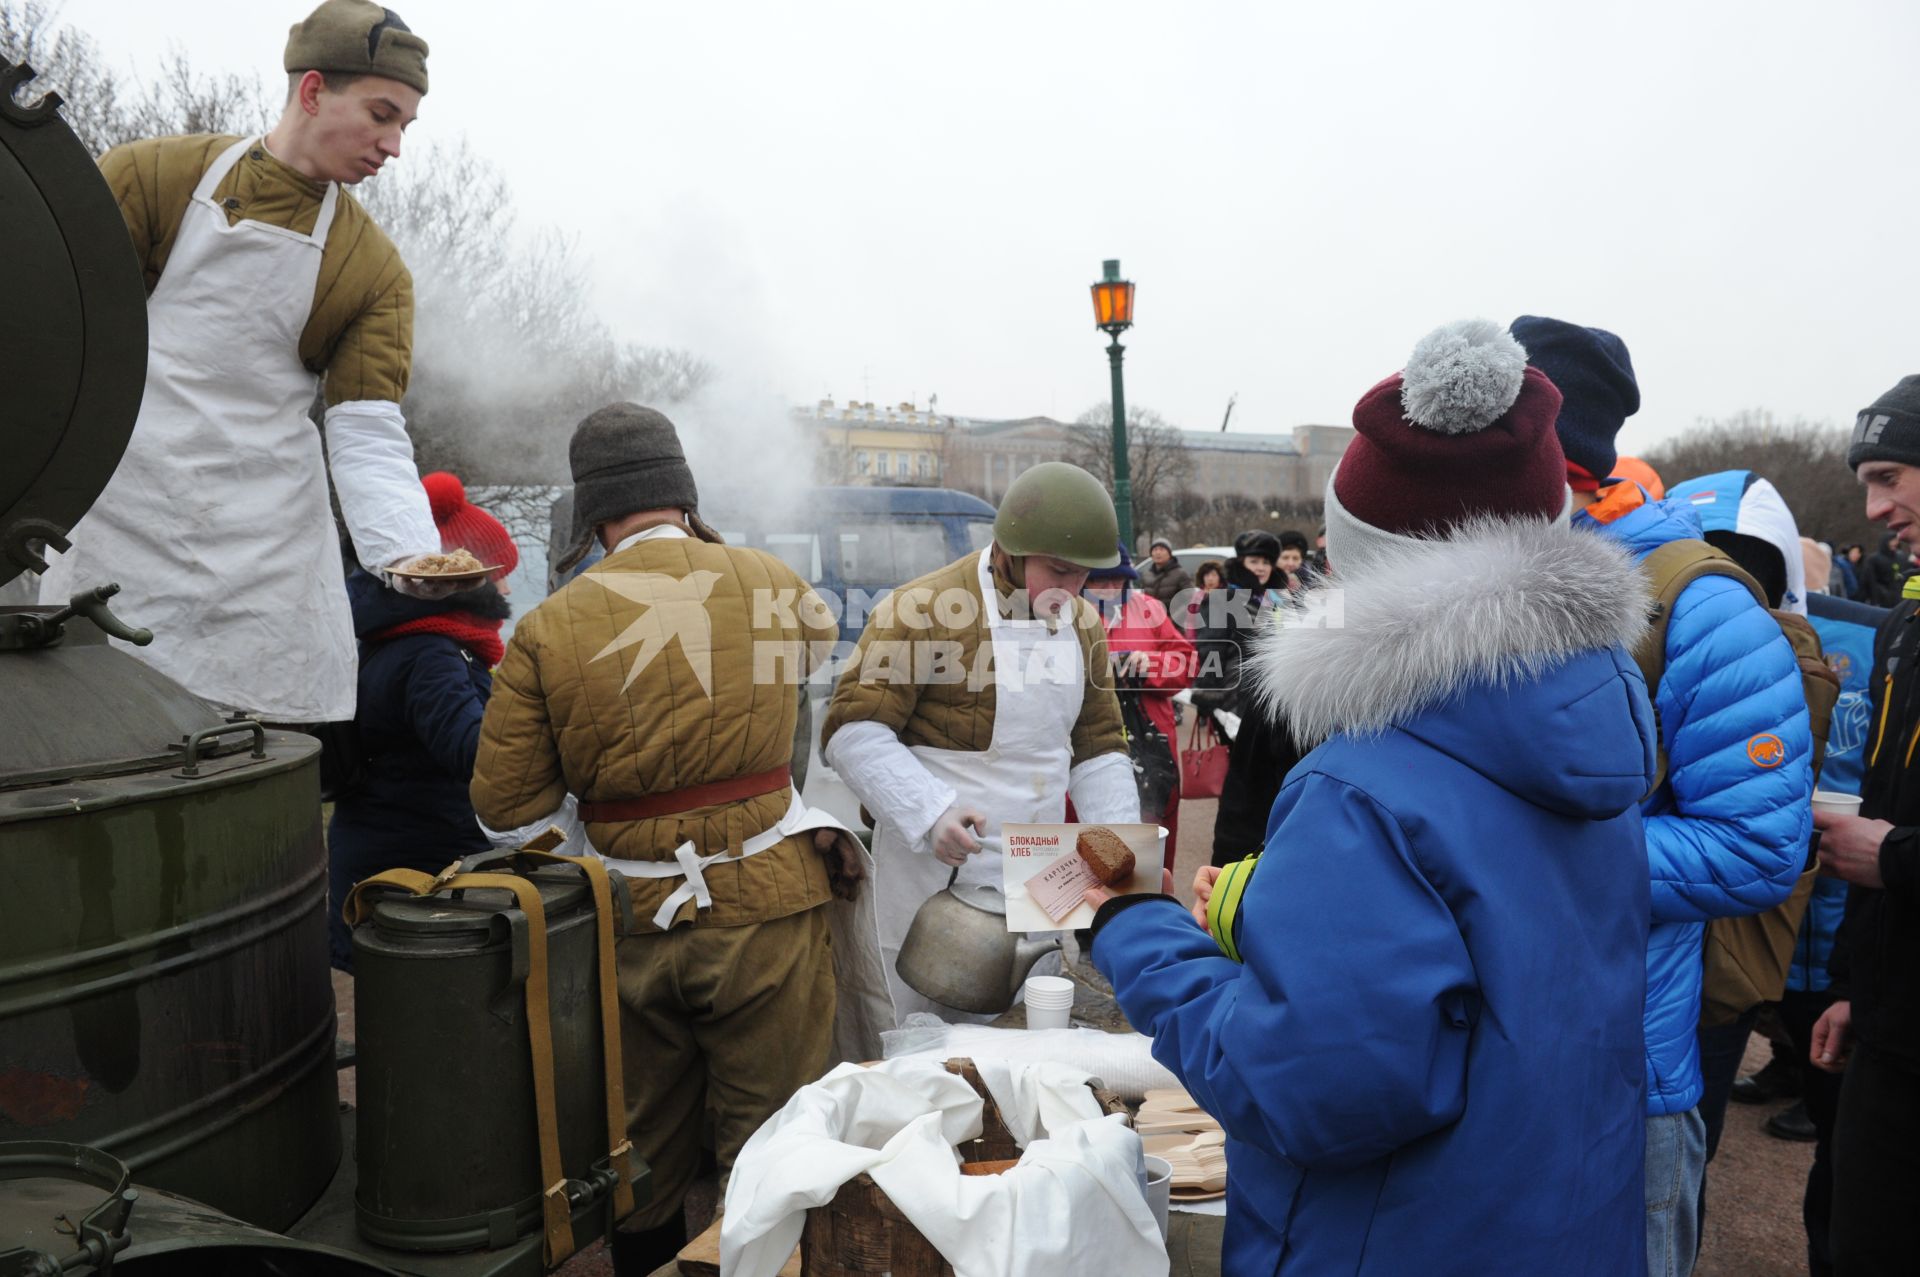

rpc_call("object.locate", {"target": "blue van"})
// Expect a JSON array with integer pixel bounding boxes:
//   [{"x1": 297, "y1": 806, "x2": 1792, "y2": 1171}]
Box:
[{"x1": 545, "y1": 486, "x2": 996, "y2": 644}]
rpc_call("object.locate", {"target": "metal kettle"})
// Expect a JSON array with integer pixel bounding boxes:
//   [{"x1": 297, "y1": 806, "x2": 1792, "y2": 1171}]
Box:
[{"x1": 895, "y1": 864, "x2": 1063, "y2": 1014}]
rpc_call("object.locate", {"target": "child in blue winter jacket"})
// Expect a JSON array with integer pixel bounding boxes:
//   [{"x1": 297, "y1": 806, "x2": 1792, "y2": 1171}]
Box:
[
  {"x1": 1088, "y1": 320, "x2": 1657, "y2": 1277},
  {"x1": 327, "y1": 472, "x2": 520, "y2": 970}
]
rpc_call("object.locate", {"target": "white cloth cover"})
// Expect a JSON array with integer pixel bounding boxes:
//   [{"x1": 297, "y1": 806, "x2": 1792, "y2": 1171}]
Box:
[
  {"x1": 324, "y1": 399, "x2": 439, "y2": 572},
  {"x1": 721, "y1": 1057, "x2": 1165, "y2": 1277},
  {"x1": 882, "y1": 1023, "x2": 1182, "y2": 1105}
]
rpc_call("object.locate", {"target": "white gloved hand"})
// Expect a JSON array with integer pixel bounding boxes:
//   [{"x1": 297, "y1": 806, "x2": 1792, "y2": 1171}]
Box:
[
  {"x1": 928, "y1": 803, "x2": 987, "y2": 867},
  {"x1": 386, "y1": 557, "x2": 479, "y2": 601}
]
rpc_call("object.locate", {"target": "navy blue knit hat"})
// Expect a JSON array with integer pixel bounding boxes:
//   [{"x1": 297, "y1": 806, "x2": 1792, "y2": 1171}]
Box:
[
  {"x1": 1509, "y1": 315, "x2": 1640, "y2": 488},
  {"x1": 1086, "y1": 541, "x2": 1139, "y2": 581}
]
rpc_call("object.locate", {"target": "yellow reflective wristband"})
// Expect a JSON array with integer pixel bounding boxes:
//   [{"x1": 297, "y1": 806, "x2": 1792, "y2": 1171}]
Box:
[{"x1": 1206, "y1": 855, "x2": 1259, "y2": 963}]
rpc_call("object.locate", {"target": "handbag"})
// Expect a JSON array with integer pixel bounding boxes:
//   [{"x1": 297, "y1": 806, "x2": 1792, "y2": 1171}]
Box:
[
  {"x1": 1181, "y1": 713, "x2": 1230, "y2": 799},
  {"x1": 1117, "y1": 675, "x2": 1179, "y2": 821}
]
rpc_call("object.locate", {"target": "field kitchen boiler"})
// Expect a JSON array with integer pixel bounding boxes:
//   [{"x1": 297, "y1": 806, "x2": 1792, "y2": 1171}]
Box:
[{"x1": 1, "y1": 56, "x2": 642, "y2": 1276}]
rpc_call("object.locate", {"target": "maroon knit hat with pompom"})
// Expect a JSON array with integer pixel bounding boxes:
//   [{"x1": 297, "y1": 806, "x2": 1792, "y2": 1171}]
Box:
[
  {"x1": 1328, "y1": 320, "x2": 1568, "y2": 559},
  {"x1": 421, "y1": 472, "x2": 518, "y2": 578}
]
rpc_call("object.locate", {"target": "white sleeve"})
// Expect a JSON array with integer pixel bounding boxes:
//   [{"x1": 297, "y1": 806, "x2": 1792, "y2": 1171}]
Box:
[
  {"x1": 476, "y1": 794, "x2": 593, "y2": 856},
  {"x1": 822, "y1": 720, "x2": 956, "y2": 851},
  {"x1": 324, "y1": 399, "x2": 440, "y2": 571},
  {"x1": 1068, "y1": 752, "x2": 1141, "y2": 824}
]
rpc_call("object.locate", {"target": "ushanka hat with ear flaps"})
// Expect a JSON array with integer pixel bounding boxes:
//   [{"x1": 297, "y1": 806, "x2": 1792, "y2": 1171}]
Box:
[
  {"x1": 1326, "y1": 319, "x2": 1569, "y2": 569},
  {"x1": 285, "y1": 1, "x2": 429, "y2": 96}
]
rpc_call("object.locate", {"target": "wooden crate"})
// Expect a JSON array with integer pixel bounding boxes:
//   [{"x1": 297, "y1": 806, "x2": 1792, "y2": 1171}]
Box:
[{"x1": 799, "y1": 1058, "x2": 1128, "y2": 1276}]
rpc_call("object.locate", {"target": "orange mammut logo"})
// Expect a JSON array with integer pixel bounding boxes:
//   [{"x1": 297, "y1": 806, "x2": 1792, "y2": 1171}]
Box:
[{"x1": 1747, "y1": 734, "x2": 1787, "y2": 768}]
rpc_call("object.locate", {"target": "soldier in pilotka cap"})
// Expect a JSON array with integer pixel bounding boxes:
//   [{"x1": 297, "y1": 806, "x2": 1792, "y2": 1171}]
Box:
[
  {"x1": 41, "y1": 1, "x2": 447, "y2": 731},
  {"x1": 471, "y1": 404, "x2": 877, "y2": 1275}
]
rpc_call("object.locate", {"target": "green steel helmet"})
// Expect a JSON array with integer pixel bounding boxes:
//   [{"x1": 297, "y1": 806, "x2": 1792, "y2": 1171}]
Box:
[{"x1": 993, "y1": 462, "x2": 1121, "y2": 569}]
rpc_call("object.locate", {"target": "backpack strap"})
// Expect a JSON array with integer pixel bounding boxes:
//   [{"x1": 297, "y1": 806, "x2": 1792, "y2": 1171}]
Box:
[{"x1": 1632, "y1": 540, "x2": 1770, "y2": 794}]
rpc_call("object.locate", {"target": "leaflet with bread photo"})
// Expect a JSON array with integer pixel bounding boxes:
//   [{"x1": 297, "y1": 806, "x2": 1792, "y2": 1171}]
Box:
[{"x1": 1001, "y1": 822, "x2": 1164, "y2": 932}]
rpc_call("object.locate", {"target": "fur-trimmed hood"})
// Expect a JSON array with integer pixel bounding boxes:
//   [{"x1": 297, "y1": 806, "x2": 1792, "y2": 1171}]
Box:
[{"x1": 1251, "y1": 515, "x2": 1658, "y2": 817}]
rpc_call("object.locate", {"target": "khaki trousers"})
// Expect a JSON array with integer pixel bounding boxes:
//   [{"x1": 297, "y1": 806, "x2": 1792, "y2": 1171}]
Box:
[{"x1": 616, "y1": 905, "x2": 835, "y2": 1229}]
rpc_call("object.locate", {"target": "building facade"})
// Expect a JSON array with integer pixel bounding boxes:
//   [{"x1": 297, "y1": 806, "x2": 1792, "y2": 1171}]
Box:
[{"x1": 797, "y1": 398, "x2": 1354, "y2": 513}]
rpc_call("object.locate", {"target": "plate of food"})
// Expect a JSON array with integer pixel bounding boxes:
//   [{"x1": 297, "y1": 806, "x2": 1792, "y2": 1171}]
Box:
[{"x1": 389, "y1": 549, "x2": 503, "y2": 582}]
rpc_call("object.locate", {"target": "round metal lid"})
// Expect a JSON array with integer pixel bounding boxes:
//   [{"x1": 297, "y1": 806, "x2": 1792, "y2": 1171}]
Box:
[
  {"x1": 0, "y1": 58, "x2": 148, "y2": 590},
  {"x1": 368, "y1": 868, "x2": 595, "y2": 943}
]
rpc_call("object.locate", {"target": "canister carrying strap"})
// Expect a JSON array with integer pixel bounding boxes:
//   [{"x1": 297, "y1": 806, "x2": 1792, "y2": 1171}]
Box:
[{"x1": 343, "y1": 836, "x2": 635, "y2": 1264}]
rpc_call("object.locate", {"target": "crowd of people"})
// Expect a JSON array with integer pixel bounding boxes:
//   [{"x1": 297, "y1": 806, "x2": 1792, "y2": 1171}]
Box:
[{"x1": 38, "y1": 5, "x2": 1920, "y2": 1275}]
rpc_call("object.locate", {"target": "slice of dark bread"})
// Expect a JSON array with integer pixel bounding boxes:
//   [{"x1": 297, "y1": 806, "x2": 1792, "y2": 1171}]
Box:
[{"x1": 1075, "y1": 826, "x2": 1136, "y2": 887}]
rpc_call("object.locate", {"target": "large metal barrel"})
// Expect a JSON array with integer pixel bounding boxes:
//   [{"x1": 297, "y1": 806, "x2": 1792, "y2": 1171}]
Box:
[
  {"x1": 0, "y1": 52, "x2": 341, "y2": 1234},
  {"x1": 0, "y1": 621, "x2": 342, "y2": 1231},
  {"x1": 349, "y1": 864, "x2": 617, "y2": 1252}
]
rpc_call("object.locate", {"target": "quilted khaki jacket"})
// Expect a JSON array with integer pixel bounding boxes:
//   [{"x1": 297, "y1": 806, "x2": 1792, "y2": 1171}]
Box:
[
  {"x1": 471, "y1": 536, "x2": 841, "y2": 929},
  {"x1": 101, "y1": 133, "x2": 411, "y2": 406},
  {"x1": 820, "y1": 551, "x2": 1127, "y2": 765}
]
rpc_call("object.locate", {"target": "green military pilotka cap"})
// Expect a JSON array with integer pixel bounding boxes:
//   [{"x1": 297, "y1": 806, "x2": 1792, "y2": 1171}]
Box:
[{"x1": 285, "y1": 0, "x2": 429, "y2": 96}]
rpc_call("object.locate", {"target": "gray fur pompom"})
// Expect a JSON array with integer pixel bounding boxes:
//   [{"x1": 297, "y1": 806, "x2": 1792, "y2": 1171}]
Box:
[{"x1": 1399, "y1": 318, "x2": 1528, "y2": 435}]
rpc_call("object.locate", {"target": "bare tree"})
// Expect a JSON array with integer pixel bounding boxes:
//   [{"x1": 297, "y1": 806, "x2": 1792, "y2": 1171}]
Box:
[
  {"x1": 2, "y1": 0, "x2": 124, "y2": 154},
  {"x1": 1642, "y1": 411, "x2": 1874, "y2": 550},
  {"x1": 1170, "y1": 494, "x2": 1265, "y2": 549},
  {"x1": 1068, "y1": 404, "x2": 1196, "y2": 546}
]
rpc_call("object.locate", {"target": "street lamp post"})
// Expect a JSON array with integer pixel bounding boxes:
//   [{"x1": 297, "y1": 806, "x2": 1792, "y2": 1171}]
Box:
[{"x1": 1090, "y1": 259, "x2": 1136, "y2": 549}]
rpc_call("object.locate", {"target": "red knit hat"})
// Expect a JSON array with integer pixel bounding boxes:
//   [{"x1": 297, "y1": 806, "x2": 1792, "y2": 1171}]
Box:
[
  {"x1": 1329, "y1": 319, "x2": 1568, "y2": 558},
  {"x1": 421, "y1": 472, "x2": 519, "y2": 578}
]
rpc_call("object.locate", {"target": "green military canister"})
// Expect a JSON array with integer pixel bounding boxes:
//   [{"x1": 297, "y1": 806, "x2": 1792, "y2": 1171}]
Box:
[
  {"x1": 990, "y1": 461, "x2": 1122, "y2": 569},
  {"x1": 349, "y1": 861, "x2": 636, "y2": 1256}
]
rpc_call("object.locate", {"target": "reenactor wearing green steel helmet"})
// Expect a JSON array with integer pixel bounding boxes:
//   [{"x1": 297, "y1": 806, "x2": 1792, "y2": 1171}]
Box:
[{"x1": 822, "y1": 461, "x2": 1142, "y2": 1020}]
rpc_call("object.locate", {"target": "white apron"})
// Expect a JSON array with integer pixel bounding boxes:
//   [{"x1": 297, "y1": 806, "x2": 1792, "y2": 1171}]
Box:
[
  {"x1": 40, "y1": 137, "x2": 358, "y2": 723},
  {"x1": 599, "y1": 790, "x2": 895, "y2": 1066},
  {"x1": 873, "y1": 552, "x2": 1085, "y2": 1021}
]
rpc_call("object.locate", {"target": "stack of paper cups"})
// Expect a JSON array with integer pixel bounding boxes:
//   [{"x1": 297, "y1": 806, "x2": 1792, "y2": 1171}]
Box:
[{"x1": 1024, "y1": 975, "x2": 1075, "y2": 1030}]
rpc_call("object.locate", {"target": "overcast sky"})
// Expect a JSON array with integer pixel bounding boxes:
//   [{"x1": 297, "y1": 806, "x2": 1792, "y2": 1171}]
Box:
[{"x1": 54, "y1": 0, "x2": 1920, "y2": 454}]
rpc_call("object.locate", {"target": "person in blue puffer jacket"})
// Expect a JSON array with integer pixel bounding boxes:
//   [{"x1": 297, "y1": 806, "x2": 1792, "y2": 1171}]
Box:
[
  {"x1": 327, "y1": 472, "x2": 521, "y2": 970},
  {"x1": 1089, "y1": 320, "x2": 1656, "y2": 1277},
  {"x1": 1514, "y1": 317, "x2": 1814, "y2": 1277}
]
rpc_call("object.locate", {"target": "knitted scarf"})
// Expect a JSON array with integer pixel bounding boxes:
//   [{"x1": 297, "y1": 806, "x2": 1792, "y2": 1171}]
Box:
[{"x1": 371, "y1": 612, "x2": 505, "y2": 668}]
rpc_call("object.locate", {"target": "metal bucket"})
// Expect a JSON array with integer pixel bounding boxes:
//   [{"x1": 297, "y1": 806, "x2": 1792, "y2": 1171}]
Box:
[{"x1": 350, "y1": 864, "x2": 613, "y2": 1252}]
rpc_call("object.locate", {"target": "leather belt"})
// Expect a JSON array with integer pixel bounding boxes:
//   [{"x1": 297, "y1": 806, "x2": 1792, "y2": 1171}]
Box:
[{"x1": 576, "y1": 765, "x2": 791, "y2": 823}]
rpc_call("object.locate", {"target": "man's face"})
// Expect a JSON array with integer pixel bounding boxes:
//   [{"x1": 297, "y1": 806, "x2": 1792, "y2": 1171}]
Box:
[
  {"x1": 1149, "y1": 545, "x2": 1172, "y2": 566},
  {"x1": 1858, "y1": 460, "x2": 1920, "y2": 549},
  {"x1": 1243, "y1": 555, "x2": 1274, "y2": 584},
  {"x1": 1023, "y1": 555, "x2": 1092, "y2": 617},
  {"x1": 305, "y1": 74, "x2": 420, "y2": 184},
  {"x1": 1277, "y1": 548, "x2": 1303, "y2": 573}
]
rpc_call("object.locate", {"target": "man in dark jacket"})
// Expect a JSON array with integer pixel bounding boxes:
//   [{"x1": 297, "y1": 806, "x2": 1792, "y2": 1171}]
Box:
[
  {"x1": 1810, "y1": 374, "x2": 1920, "y2": 1275},
  {"x1": 328, "y1": 471, "x2": 519, "y2": 969},
  {"x1": 1137, "y1": 537, "x2": 1192, "y2": 609},
  {"x1": 1863, "y1": 532, "x2": 1902, "y2": 607}
]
